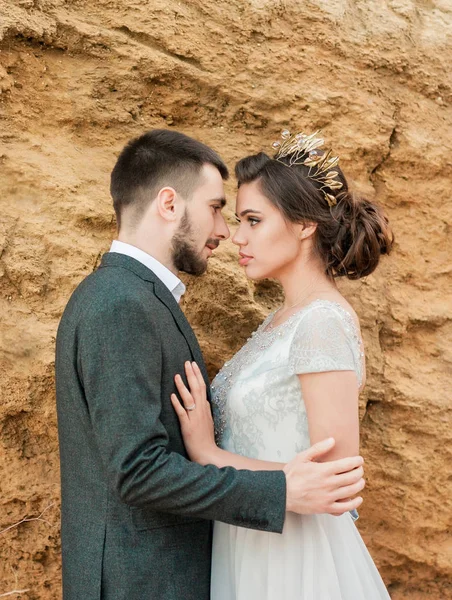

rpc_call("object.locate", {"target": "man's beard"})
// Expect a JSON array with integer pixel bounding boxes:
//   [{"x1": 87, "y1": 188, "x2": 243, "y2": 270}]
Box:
[{"x1": 171, "y1": 210, "x2": 209, "y2": 276}]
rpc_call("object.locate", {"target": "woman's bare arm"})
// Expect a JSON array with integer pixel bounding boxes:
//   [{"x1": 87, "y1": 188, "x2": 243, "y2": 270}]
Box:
[{"x1": 298, "y1": 370, "x2": 360, "y2": 462}]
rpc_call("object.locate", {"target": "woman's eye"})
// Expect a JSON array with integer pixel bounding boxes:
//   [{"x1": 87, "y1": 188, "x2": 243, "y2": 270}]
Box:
[{"x1": 249, "y1": 218, "x2": 260, "y2": 227}]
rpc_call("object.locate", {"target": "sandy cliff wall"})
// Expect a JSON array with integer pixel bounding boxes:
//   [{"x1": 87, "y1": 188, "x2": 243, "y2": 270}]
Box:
[{"x1": 0, "y1": 0, "x2": 451, "y2": 598}]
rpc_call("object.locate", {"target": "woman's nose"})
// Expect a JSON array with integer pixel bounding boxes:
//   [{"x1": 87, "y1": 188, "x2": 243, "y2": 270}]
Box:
[{"x1": 232, "y1": 226, "x2": 246, "y2": 246}]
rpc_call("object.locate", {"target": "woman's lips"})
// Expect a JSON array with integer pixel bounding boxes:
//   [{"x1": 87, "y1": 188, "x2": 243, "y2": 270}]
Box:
[{"x1": 238, "y1": 252, "x2": 253, "y2": 266}]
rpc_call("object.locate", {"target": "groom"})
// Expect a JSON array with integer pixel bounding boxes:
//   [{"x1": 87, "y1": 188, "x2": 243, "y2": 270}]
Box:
[{"x1": 55, "y1": 129, "x2": 365, "y2": 600}]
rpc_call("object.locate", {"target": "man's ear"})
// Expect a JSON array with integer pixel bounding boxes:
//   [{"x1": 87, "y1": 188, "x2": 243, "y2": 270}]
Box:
[{"x1": 155, "y1": 187, "x2": 179, "y2": 222}]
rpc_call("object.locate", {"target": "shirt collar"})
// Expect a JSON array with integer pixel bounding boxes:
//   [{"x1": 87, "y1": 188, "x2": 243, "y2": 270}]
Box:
[{"x1": 110, "y1": 240, "x2": 186, "y2": 303}]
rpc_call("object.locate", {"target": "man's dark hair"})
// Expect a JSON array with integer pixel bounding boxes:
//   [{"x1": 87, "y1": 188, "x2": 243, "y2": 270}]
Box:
[{"x1": 110, "y1": 129, "x2": 229, "y2": 228}]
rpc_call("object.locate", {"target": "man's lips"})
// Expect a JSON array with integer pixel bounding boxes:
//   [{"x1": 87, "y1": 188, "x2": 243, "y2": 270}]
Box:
[
  {"x1": 238, "y1": 252, "x2": 253, "y2": 266},
  {"x1": 205, "y1": 240, "x2": 220, "y2": 257}
]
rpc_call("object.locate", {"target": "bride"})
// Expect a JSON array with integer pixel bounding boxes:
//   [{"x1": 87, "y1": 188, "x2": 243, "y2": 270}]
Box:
[{"x1": 170, "y1": 130, "x2": 394, "y2": 600}]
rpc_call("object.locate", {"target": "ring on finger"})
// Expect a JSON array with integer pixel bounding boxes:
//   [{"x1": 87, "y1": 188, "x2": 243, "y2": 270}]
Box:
[{"x1": 186, "y1": 404, "x2": 196, "y2": 411}]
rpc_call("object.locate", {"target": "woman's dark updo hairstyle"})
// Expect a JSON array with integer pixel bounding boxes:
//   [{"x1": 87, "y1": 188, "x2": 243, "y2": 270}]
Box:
[{"x1": 235, "y1": 150, "x2": 394, "y2": 280}]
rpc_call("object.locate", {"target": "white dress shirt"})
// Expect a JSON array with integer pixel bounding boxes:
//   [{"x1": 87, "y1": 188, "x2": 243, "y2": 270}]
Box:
[{"x1": 110, "y1": 240, "x2": 186, "y2": 303}]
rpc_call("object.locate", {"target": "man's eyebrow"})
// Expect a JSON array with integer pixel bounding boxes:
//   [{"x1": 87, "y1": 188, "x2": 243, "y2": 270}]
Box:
[
  {"x1": 235, "y1": 209, "x2": 263, "y2": 217},
  {"x1": 211, "y1": 197, "x2": 227, "y2": 207}
]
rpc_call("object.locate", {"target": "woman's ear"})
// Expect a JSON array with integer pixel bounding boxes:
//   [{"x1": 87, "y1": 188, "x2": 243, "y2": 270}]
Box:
[{"x1": 299, "y1": 221, "x2": 317, "y2": 240}]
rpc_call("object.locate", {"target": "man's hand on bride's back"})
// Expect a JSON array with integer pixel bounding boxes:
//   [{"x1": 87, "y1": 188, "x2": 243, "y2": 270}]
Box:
[
  {"x1": 283, "y1": 438, "x2": 365, "y2": 516},
  {"x1": 171, "y1": 361, "x2": 218, "y2": 466}
]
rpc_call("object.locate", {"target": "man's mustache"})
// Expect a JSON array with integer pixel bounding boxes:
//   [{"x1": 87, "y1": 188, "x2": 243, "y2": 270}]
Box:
[{"x1": 206, "y1": 239, "x2": 220, "y2": 249}]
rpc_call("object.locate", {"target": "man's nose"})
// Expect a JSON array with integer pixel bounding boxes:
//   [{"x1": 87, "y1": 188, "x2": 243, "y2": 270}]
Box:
[{"x1": 216, "y1": 215, "x2": 231, "y2": 240}]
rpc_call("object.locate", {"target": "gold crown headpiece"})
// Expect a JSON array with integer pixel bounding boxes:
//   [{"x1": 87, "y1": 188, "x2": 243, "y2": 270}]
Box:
[{"x1": 271, "y1": 130, "x2": 343, "y2": 207}]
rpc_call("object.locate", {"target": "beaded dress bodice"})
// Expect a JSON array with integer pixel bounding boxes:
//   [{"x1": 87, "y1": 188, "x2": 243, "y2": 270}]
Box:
[{"x1": 211, "y1": 300, "x2": 364, "y2": 462}]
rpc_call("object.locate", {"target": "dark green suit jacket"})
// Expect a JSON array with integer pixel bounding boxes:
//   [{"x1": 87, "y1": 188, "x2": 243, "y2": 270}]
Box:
[{"x1": 55, "y1": 253, "x2": 286, "y2": 600}]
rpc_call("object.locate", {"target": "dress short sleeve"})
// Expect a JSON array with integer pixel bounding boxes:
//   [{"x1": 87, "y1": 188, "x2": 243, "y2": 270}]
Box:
[{"x1": 288, "y1": 303, "x2": 359, "y2": 378}]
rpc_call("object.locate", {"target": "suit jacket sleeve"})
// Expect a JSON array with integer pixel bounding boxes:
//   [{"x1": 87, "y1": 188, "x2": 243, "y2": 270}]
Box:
[{"x1": 78, "y1": 293, "x2": 286, "y2": 534}]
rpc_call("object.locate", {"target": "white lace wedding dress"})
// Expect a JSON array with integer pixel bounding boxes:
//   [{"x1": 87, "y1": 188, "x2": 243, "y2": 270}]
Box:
[{"x1": 210, "y1": 300, "x2": 391, "y2": 600}]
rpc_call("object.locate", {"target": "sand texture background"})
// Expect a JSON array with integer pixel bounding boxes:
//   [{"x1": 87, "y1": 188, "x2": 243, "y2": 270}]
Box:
[{"x1": 0, "y1": 0, "x2": 451, "y2": 598}]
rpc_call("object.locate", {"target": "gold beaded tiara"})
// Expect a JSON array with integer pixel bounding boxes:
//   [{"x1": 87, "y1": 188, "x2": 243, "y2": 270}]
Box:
[{"x1": 271, "y1": 130, "x2": 343, "y2": 207}]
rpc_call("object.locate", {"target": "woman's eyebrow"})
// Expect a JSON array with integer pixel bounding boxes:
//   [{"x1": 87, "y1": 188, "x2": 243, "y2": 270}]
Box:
[{"x1": 235, "y1": 209, "x2": 263, "y2": 217}]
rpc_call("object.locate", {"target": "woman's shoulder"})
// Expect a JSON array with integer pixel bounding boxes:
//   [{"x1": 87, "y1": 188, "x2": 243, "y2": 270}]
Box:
[
  {"x1": 259, "y1": 296, "x2": 362, "y2": 347},
  {"x1": 316, "y1": 297, "x2": 358, "y2": 321},
  {"x1": 294, "y1": 297, "x2": 360, "y2": 329},
  {"x1": 287, "y1": 298, "x2": 364, "y2": 360},
  {"x1": 288, "y1": 297, "x2": 366, "y2": 386}
]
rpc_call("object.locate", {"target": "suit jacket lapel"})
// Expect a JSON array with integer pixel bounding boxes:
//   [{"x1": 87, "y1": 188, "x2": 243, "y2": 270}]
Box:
[
  {"x1": 100, "y1": 252, "x2": 211, "y2": 397},
  {"x1": 152, "y1": 282, "x2": 208, "y2": 369}
]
